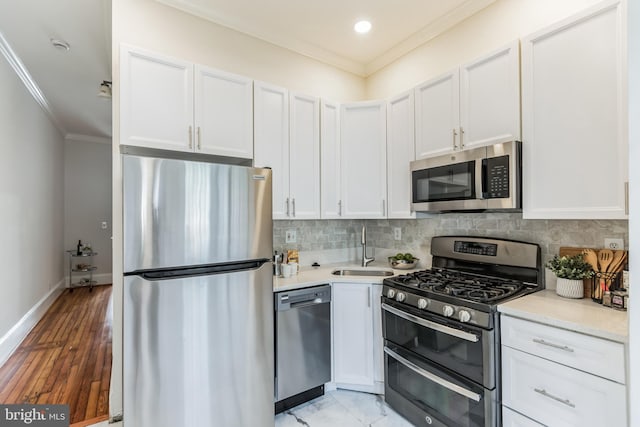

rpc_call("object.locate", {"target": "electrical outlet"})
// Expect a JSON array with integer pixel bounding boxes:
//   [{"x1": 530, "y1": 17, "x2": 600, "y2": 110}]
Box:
[
  {"x1": 604, "y1": 238, "x2": 624, "y2": 250},
  {"x1": 285, "y1": 229, "x2": 297, "y2": 243},
  {"x1": 101, "y1": 221, "x2": 108, "y2": 230},
  {"x1": 393, "y1": 227, "x2": 402, "y2": 241}
]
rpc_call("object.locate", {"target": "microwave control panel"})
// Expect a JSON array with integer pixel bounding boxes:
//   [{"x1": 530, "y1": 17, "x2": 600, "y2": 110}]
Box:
[{"x1": 484, "y1": 155, "x2": 510, "y2": 199}]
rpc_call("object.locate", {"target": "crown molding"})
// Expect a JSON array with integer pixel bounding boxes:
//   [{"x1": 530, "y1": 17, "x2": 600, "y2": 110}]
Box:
[
  {"x1": 0, "y1": 30, "x2": 66, "y2": 134},
  {"x1": 65, "y1": 133, "x2": 112, "y2": 145}
]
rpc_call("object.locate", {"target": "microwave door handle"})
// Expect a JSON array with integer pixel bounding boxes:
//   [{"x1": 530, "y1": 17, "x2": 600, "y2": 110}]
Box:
[
  {"x1": 384, "y1": 346, "x2": 481, "y2": 402},
  {"x1": 481, "y1": 158, "x2": 488, "y2": 199},
  {"x1": 382, "y1": 303, "x2": 479, "y2": 343}
]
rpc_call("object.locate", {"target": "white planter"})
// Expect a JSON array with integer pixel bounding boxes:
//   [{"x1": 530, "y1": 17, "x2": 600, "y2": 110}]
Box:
[{"x1": 556, "y1": 278, "x2": 584, "y2": 299}]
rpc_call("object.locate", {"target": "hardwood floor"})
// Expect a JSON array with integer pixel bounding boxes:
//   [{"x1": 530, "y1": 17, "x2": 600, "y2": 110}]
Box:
[{"x1": 0, "y1": 285, "x2": 112, "y2": 425}]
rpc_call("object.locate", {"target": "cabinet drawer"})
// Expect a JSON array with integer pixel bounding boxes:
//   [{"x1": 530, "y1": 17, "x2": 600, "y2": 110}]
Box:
[
  {"x1": 502, "y1": 347, "x2": 626, "y2": 427},
  {"x1": 501, "y1": 315, "x2": 625, "y2": 383},
  {"x1": 502, "y1": 407, "x2": 544, "y2": 426}
]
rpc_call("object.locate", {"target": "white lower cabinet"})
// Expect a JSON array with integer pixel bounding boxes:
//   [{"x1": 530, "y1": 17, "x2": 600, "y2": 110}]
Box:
[
  {"x1": 502, "y1": 407, "x2": 544, "y2": 427},
  {"x1": 332, "y1": 282, "x2": 383, "y2": 393},
  {"x1": 501, "y1": 316, "x2": 627, "y2": 427}
]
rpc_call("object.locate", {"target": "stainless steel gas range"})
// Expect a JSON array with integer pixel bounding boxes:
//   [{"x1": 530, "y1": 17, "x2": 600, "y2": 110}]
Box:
[{"x1": 382, "y1": 236, "x2": 543, "y2": 427}]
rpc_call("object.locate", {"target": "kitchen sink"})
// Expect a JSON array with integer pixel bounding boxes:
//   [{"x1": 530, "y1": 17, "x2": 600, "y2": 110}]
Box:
[{"x1": 331, "y1": 269, "x2": 395, "y2": 277}]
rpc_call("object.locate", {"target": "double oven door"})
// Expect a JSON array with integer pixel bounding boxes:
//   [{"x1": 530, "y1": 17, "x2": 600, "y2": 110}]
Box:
[{"x1": 382, "y1": 300, "x2": 499, "y2": 427}]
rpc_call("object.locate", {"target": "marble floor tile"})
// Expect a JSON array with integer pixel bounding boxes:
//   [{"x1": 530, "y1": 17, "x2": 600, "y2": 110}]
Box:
[{"x1": 275, "y1": 389, "x2": 415, "y2": 427}]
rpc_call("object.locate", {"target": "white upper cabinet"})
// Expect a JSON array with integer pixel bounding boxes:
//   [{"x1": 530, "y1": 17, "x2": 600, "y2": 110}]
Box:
[
  {"x1": 415, "y1": 41, "x2": 521, "y2": 159},
  {"x1": 254, "y1": 83, "x2": 321, "y2": 219},
  {"x1": 415, "y1": 70, "x2": 460, "y2": 159},
  {"x1": 386, "y1": 90, "x2": 416, "y2": 219},
  {"x1": 194, "y1": 66, "x2": 253, "y2": 158},
  {"x1": 521, "y1": 0, "x2": 627, "y2": 219},
  {"x1": 289, "y1": 92, "x2": 321, "y2": 219},
  {"x1": 340, "y1": 101, "x2": 387, "y2": 219},
  {"x1": 254, "y1": 81, "x2": 290, "y2": 219},
  {"x1": 460, "y1": 40, "x2": 521, "y2": 150},
  {"x1": 320, "y1": 100, "x2": 342, "y2": 219},
  {"x1": 120, "y1": 45, "x2": 253, "y2": 159},
  {"x1": 120, "y1": 45, "x2": 193, "y2": 152}
]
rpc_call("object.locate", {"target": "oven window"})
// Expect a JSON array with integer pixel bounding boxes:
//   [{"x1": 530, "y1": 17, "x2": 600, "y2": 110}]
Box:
[
  {"x1": 382, "y1": 303, "x2": 490, "y2": 387},
  {"x1": 385, "y1": 345, "x2": 487, "y2": 427},
  {"x1": 412, "y1": 161, "x2": 475, "y2": 203}
]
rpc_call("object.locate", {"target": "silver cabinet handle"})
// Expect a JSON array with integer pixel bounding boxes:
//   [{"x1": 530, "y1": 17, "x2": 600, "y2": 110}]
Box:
[
  {"x1": 188, "y1": 125, "x2": 193, "y2": 149},
  {"x1": 367, "y1": 289, "x2": 371, "y2": 308},
  {"x1": 197, "y1": 126, "x2": 201, "y2": 150},
  {"x1": 338, "y1": 200, "x2": 342, "y2": 216},
  {"x1": 382, "y1": 303, "x2": 479, "y2": 342},
  {"x1": 285, "y1": 198, "x2": 290, "y2": 217},
  {"x1": 384, "y1": 346, "x2": 481, "y2": 402},
  {"x1": 292, "y1": 198, "x2": 296, "y2": 217},
  {"x1": 382, "y1": 199, "x2": 386, "y2": 216},
  {"x1": 534, "y1": 388, "x2": 575, "y2": 408},
  {"x1": 625, "y1": 182, "x2": 629, "y2": 215},
  {"x1": 459, "y1": 126, "x2": 465, "y2": 149},
  {"x1": 452, "y1": 128, "x2": 458, "y2": 150},
  {"x1": 532, "y1": 338, "x2": 574, "y2": 353}
]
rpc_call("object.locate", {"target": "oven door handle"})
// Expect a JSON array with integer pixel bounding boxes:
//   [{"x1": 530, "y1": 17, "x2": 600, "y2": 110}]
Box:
[
  {"x1": 384, "y1": 346, "x2": 481, "y2": 402},
  {"x1": 382, "y1": 303, "x2": 479, "y2": 343}
]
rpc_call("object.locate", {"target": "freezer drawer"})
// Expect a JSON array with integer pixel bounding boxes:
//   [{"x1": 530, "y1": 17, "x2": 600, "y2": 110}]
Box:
[
  {"x1": 124, "y1": 262, "x2": 274, "y2": 427},
  {"x1": 275, "y1": 285, "x2": 331, "y2": 403}
]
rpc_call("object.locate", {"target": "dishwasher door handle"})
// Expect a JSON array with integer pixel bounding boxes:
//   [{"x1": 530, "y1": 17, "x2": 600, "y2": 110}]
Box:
[{"x1": 289, "y1": 298, "x2": 327, "y2": 309}]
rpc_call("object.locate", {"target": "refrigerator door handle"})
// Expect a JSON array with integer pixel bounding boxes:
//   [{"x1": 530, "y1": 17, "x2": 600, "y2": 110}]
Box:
[{"x1": 130, "y1": 259, "x2": 270, "y2": 281}]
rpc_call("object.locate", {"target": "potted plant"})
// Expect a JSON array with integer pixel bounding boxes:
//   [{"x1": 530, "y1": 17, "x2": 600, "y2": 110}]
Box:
[{"x1": 546, "y1": 254, "x2": 595, "y2": 298}]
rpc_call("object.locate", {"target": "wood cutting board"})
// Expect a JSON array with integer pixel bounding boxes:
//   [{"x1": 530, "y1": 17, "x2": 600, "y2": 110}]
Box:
[{"x1": 558, "y1": 247, "x2": 628, "y2": 299}]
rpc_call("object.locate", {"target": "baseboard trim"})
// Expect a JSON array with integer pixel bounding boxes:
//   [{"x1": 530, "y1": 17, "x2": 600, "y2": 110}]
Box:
[{"x1": 0, "y1": 279, "x2": 65, "y2": 367}]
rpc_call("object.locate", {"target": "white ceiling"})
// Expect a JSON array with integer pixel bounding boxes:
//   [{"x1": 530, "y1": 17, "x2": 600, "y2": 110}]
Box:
[
  {"x1": 0, "y1": 0, "x2": 112, "y2": 141},
  {"x1": 0, "y1": 0, "x2": 495, "y2": 142},
  {"x1": 156, "y1": 0, "x2": 496, "y2": 76}
]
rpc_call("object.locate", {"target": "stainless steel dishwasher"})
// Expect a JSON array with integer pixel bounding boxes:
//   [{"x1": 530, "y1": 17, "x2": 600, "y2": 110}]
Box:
[{"x1": 275, "y1": 284, "x2": 331, "y2": 413}]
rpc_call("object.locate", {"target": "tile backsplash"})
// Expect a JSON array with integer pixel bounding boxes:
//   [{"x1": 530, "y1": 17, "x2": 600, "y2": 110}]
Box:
[{"x1": 274, "y1": 213, "x2": 628, "y2": 268}]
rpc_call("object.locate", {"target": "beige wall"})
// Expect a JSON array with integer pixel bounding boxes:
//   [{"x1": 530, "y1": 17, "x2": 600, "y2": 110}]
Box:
[
  {"x1": 64, "y1": 138, "x2": 112, "y2": 284},
  {"x1": 365, "y1": 0, "x2": 603, "y2": 99},
  {"x1": 0, "y1": 50, "x2": 65, "y2": 343},
  {"x1": 113, "y1": 0, "x2": 365, "y2": 101}
]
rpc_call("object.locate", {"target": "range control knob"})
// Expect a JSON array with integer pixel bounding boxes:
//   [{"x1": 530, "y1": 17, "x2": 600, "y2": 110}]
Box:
[
  {"x1": 442, "y1": 305, "x2": 455, "y2": 317},
  {"x1": 458, "y1": 310, "x2": 471, "y2": 323},
  {"x1": 417, "y1": 298, "x2": 429, "y2": 309},
  {"x1": 396, "y1": 292, "x2": 406, "y2": 302},
  {"x1": 387, "y1": 289, "x2": 396, "y2": 299}
]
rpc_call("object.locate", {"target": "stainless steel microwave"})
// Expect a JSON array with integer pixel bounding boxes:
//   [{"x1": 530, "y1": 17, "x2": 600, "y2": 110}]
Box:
[{"x1": 410, "y1": 141, "x2": 521, "y2": 213}]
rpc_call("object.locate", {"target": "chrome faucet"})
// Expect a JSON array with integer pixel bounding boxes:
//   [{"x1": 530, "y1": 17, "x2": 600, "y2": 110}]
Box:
[{"x1": 361, "y1": 225, "x2": 375, "y2": 267}]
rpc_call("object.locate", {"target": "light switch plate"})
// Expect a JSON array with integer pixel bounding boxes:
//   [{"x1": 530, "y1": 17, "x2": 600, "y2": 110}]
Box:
[
  {"x1": 393, "y1": 227, "x2": 401, "y2": 241},
  {"x1": 285, "y1": 229, "x2": 296, "y2": 243}
]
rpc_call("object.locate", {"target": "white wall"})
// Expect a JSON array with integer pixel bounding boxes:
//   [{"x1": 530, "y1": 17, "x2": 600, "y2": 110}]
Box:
[
  {"x1": 628, "y1": 0, "x2": 638, "y2": 425},
  {"x1": 0, "y1": 50, "x2": 65, "y2": 341},
  {"x1": 365, "y1": 0, "x2": 603, "y2": 99},
  {"x1": 112, "y1": 0, "x2": 365, "y2": 102},
  {"x1": 64, "y1": 138, "x2": 112, "y2": 285}
]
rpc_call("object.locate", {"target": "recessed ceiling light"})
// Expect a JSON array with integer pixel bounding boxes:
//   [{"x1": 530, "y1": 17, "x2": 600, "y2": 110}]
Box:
[
  {"x1": 354, "y1": 20, "x2": 372, "y2": 34},
  {"x1": 50, "y1": 38, "x2": 70, "y2": 51}
]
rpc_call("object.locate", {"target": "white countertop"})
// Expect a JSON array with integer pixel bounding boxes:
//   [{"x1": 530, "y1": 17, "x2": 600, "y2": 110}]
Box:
[
  {"x1": 273, "y1": 261, "x2": 419, "y2": 292},
  {"x1": 498, "y1": 290, "x2": 628, "y2": 343}
]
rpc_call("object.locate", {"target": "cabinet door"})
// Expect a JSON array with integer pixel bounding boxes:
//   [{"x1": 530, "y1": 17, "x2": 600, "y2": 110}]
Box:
[
  {"x1": 340, "y1": 101, "x2": 387, "y2": 219},
  {"x1": 194, "y1": 66, "x2": 253, "y2": 158},
  {"x1": 502, "y1": 346, "x2": 627, "y2": 427},
  {"x1": 289, "y1": 93, "x2": 320, "y2": 219},
  {"x1": 254, "y1": 81, "x2": 289, "y2": 219},
  {"x1": 460, "y1": 40, "x2": 521, "y2": 150},
  {"x1": 521, "y1": 1, "x2": 627, "y2": 219},
  {"x1": 387, "y1": 90, "x2": 416, "y2": 219},
  {"x1": 502, "y1": 407, "x2": 544, "y2": 427},
  {"x1": 120, "y1": 44, "x2": 193, "y2": 151},
  {"x1": 332, "y1": 282, "x2": 374, "y2": 388},
  {"x1": 414, "y1": 69, "x2": 460, "y2": 159},
  {"x1": 320, "y1": 100, "x2": 342, "y2": 219}
]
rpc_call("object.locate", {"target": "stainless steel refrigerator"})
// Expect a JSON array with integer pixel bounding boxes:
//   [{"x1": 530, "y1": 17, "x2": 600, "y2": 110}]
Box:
[{"x1": 122, "y1": 151, "x2": 273, "y2": 427}]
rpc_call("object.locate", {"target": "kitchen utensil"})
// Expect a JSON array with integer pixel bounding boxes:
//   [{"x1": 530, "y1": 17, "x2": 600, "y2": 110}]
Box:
[
  {"x1": 606, "y1": 250, "x2": 628, "y2": 290},
  {"x1": 581, "y1": 249, "x2": 600, "y2": 298},
  {"x1": 597, "y1": 249, "x2": 614, "y2": 292}
]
